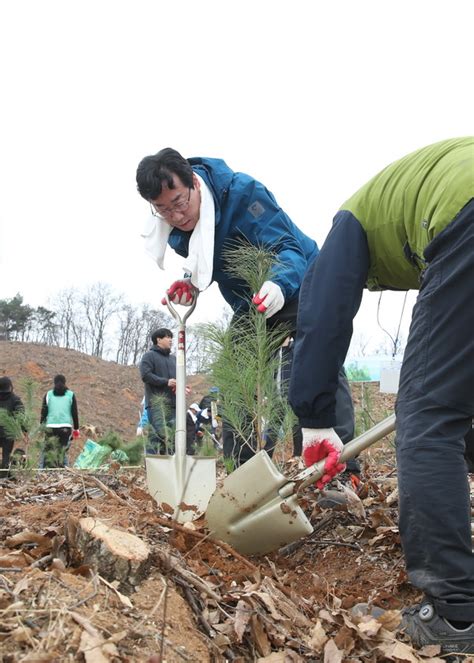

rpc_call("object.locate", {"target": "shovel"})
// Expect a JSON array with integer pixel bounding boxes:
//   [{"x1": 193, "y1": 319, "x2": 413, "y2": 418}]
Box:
[
  {"x1": 146, "y1": 294, "x2": 217, "y2": 523},
  {"x1": 206, "y1": 413, "x2": 395, "y2": 554}
]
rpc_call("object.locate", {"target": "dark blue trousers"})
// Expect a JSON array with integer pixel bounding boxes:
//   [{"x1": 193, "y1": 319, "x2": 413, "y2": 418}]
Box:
[{"x1": 396, "y1": 200, "x2": 474, "y2": 621}]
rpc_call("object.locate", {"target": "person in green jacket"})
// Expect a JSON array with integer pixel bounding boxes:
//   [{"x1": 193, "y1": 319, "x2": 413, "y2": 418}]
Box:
[
  {"x1": 289, "y1": 137, "x2": 474, "y2": 653},
  {"x1": 40, "y1": 374, "x2": 80, "y2": 468}
]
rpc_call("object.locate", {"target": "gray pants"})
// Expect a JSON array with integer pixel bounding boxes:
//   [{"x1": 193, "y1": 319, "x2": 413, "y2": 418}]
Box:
[{"x1": 396, "y1": 200, "x2": 474, "y2": 621}]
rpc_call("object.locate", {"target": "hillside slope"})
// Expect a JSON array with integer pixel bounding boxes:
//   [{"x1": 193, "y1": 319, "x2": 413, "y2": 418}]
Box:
[{"x1": 0, "y1": 341, "x2": 211, "y2": 439}]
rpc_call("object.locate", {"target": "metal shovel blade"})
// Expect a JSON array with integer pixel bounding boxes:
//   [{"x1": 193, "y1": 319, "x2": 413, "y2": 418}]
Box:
[
  {"x1": 205, "y1": 450, "x2": 313, "y2": 554},
  {"x1": 145, "y1": 294, "x2": 217, "y2": 523},
  {"x1": 206, "y1": 414, "x2": 396, "y2": 555},
  {"x1": 146, "y1": 454, "x2": 216, "y2": 522}
]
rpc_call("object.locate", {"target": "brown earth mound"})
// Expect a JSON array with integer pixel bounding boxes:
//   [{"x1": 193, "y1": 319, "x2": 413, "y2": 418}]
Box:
[{"x1": 0, "y1": 341, "x2": 212, "y2": 439}]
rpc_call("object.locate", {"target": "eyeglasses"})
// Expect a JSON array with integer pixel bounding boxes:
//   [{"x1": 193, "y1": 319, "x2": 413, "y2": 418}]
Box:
[{"x1": 150, "y1": 187, "x2": 192, "y2": 219}]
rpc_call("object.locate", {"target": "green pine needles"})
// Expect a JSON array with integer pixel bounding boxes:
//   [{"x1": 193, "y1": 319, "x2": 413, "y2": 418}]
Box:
[{"x1": 203, "y1": 239, "x2": 296, "y2": 458}]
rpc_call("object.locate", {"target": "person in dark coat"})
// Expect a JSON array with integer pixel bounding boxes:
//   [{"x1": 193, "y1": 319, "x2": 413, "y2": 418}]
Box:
[
  {"x1": 0, "y1": 377, "x2": 25, "y2": 479},
  {"x1": 185, "y1": 403, "x2": 201, "y2": 455},
  {"x1": 139, "y1": 328, "x2": 176, "y2": 454}
]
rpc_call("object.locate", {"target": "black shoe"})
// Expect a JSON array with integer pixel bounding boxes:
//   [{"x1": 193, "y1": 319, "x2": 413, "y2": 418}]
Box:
[{"x1": 401, "y1": 603, "x2": 474, "y2": 654}]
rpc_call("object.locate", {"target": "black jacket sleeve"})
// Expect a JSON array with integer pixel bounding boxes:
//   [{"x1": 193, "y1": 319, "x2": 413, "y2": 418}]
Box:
[
  {"x1": 288, "y1": 211, "x2": 370, "y2": 428},
  {"x1": 12, "y1": 395, "x2": 27, "y2": 433},
  {"x1": 71, "y1": 394, "x2": 79, "y2": 430},
  {"x1": 12, "y1": 394, "x2": 25, "y2": 415},
  {"x1": 40, "y1": 394, "x2": 48, "y2": 424}
]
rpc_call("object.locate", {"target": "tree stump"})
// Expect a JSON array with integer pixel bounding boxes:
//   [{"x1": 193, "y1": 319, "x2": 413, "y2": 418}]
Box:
[{"x1": 67, "y1": 517, "x2": 151, "y2": 589}]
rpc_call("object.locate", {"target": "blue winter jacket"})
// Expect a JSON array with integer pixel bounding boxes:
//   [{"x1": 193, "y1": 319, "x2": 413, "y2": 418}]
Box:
[{"x1": 167, "y1": 158, "x2": 319, "y2": 312}]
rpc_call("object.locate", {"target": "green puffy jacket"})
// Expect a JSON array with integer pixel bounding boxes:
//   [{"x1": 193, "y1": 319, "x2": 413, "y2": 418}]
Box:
[{"x1": 341, "y1": 137, "x2": 474, "y2": 290}]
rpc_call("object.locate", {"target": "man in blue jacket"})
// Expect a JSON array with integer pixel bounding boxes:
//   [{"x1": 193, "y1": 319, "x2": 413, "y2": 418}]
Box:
[{"x1": 136, "y1": 148, "x2": 356, "y2": 470}]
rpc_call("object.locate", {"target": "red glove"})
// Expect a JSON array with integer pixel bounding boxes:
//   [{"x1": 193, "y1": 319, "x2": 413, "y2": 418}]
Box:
[
  {"x1": 72, "y1": 429, "x2": 80, "y2": 439},
  {"x1": 161, "y1": 279, "x2": 197, "y2": 306},
  {"x1": 302, "y1": 428, "x2": 346, "y2": 489}
]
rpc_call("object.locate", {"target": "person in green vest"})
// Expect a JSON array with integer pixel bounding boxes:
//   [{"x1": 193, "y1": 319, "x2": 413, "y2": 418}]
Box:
[
  {"x1": 288, "y1": 137, "x2": 474, "y2": 653},
  {"x1": 40, "y1": 374, "x2": 80, "y2": 468}
]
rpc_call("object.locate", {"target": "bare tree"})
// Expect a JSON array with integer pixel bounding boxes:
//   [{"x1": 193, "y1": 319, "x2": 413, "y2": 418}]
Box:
[
  {"x1": 372, "y1": 333, "x2": 406, "y2": 358},
  {"x1": 79, "y1": 283, "x2": 122, "y2": 358},
  {"x1": 115, "y1": 303, "x2": 139, "y2": 365},
  {"x1": 50, "y1": 289, "x2": 80, "y2": 349},
  {"x1": 115, "y1": 303, "x2": 174, "y2": 365},
  {"x1": 187, "y1": 322, "x2": 221, "y2": 374},
  {"x1": 348, "y1": 331, "x2": 372, "y2": 358}
]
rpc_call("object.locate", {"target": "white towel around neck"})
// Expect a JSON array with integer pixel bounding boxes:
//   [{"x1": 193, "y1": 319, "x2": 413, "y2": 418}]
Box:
[{"x1": 140, "y1": 174, "x2": 215, "y2": 291}]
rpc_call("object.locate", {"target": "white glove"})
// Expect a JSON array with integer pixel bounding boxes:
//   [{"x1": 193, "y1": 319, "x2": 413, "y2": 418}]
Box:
[
  {"x1": 252, "y1": 281, "x2": 285, "y2": 318},
  {"x1": 136, "y1": 426, "x2": 144, "y2": 437},
  {"x1": 302, "y1": 427, "x2": 346, "y2": 489}
]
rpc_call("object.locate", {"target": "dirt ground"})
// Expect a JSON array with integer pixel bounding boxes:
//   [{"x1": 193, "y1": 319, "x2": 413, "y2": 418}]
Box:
[
  {"x1": 0, "y1": 341, "x2": 212, "y2": 440},
  {"x1": 0, "y1": 342, "x2": 472, "y2": 662}
]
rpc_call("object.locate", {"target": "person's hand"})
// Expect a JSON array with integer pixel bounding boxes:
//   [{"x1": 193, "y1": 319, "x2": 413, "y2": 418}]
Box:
[
  {"x1": 72, "y1": 429, "x2": 81, "y2": 440},
  {"x1": 169, "y1": 380, "x2": 191, "y2": 395},
  {"x1": 136, "y1": 426, "x2": 144, "y2": 437},
  {"x1": 252, "y1": 281, "x2": 285, "y2": 318},
  {"x1": 302, "y1": 428, "x2": 346, "y2": 489},
  {"x1": 161, "y1": 278, "x2": 197, "y2": 306}
]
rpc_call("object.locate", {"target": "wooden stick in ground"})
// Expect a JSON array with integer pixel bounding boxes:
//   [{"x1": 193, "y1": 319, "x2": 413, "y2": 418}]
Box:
[
  {"x1": 154, "y1": 548, "x2": 223, "y2": 602},
  {"x1": 65, "y1": 468, "x2": 131, "y2": 508}
]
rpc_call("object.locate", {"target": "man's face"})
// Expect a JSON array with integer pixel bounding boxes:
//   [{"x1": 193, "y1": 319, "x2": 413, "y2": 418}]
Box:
[
  {"x1": 157, "y1": 335, "x2": 173, "y2": 350},
  {"x1": 150, "y1": 173, "x2": 201, "y2": 232}
]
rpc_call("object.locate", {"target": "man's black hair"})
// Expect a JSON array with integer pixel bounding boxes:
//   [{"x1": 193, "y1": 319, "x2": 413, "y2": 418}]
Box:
[
  {"x1": 151, "y1": 328, "x2": 173, "y2": 345},
  {"x1": 136, "y1": 148, "x2": 194, "y2": 201}
]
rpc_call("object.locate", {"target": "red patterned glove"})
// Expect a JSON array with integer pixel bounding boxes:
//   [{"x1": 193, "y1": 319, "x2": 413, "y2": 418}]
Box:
[
  {"x1": 161, "y1": 278, "x2": 197, "y2": 306},
  {"x1": 72, "y1": 429, "x2": 80, "y2": 439},
  {"x1": 302, "y1": 428, "x2": 346, "y2": 489}
]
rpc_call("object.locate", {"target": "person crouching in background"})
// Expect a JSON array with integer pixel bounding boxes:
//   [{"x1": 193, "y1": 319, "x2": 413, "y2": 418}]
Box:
[{"x1": 0, "y1": 376, "x2": 25, "y2": 479}]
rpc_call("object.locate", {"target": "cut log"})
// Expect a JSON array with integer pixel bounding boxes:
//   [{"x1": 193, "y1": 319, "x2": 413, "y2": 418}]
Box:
[{"x1": 68, "y1": 517, "x2": 151, "y2": 588}]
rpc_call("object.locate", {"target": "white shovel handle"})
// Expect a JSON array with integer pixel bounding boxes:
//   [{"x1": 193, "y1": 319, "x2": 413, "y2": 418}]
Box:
[{"x1": 164, "y1": 293, "x2": 198, "y2": 458}]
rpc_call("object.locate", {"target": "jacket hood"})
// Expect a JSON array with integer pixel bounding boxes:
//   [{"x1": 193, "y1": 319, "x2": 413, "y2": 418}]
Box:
[{"x1": 151, "y1": 345, "x2": 171, "y2": 357}]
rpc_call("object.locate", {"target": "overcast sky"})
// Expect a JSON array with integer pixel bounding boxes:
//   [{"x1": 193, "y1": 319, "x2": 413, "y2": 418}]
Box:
[{"x1": 1, "y1": 0, "x2": 472, "y2": 355}]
